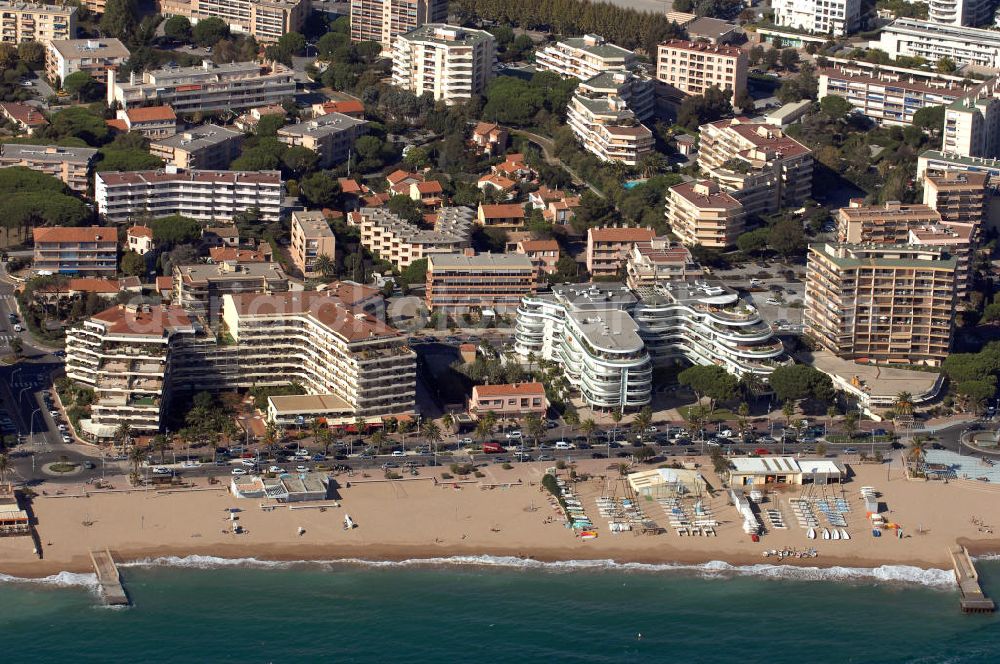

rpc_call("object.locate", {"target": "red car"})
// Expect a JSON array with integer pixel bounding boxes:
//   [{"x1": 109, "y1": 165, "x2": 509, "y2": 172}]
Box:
[
  {"x1": 482, "y1": 441, "x2": 504, "y2": 454},
  {"x1": 754, "y1": 448, "x2": 771, "y2": 456}
]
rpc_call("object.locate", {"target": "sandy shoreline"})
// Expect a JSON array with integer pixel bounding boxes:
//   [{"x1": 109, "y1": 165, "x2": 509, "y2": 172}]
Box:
[{"x1": 3, "y1": 458, "x2": 999, "y2": 581}]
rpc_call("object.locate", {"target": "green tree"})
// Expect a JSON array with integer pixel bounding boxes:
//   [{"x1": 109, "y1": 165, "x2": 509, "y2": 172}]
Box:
[
  {"x1": 313, "y1": 253, "x2": 335, "y2": 278},
  {"x1": 936, "y1": 56, "x2": 957, "y2": 74},
  {"x1": 736, "y1": 228, "x2": 769, "y2": 255},
  {"x1": 17, "y1": 41, "x2": 45, "y2": 68},
  {"x1": 163, "y1": 15, "x2": 192, "y2": 42},
  {"x1": 819, "y1": 95, "x2": 853, "y2": 120},
  {"x1": 780, "y1": 48, "x2": 799, "y2": 71},
  {"x1": 678, "y1": 365, "x2": 737, "y2": 411},
  {"x1": 299, "y1": 171, "x2": 339, "y2": 208},
  {"x1": 767, "y1": 218, "x2": 806, "y2": 258},
  {"x1": 912, "y1": 105, "x2": 945, "y2": 133},
  {"x1": 62, "y1": 70, "x2": 101, "y2": 102},
  {"x1": 193, "y1": 17, "x2": 230, "y2": 47},
  {"x1": 768, "y1": 365, "x2": 835, "y2": 403},
  {"x1": 120, "y1": 250, "x2": 145, "y2": 277},
  {"x1": 100, "y1": 0, "x2": 138, "y2": 41},
  {"x1": 282, "y1": 145, "x2": 319, "y2": 176}
]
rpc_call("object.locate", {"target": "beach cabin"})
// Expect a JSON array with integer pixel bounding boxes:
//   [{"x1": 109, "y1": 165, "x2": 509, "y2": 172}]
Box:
[
  {"x1": 230, "y1": 473, "x2": 333, "y2": 503},
  {"x1": 798, "y1": 459, "x2": 846, "y2": 485},
  {"x1": 728, "y1": 457, "x2": 803, "y2": 486},
  {"x1": 628, "y1": 467, "x2": 707, "y2": 498}
]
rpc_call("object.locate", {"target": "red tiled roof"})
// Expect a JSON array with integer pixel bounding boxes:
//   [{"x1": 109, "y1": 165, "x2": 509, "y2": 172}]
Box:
[
  {"x1": 669, "y1": 181, "x2": 743, "y2": 210},
  {"x1": 518, "y1": 239, "x2": 559, "y2": 252},
  {"x1": 473, "y1": 382, "x2": 546, "y2": 398},
  {"x1": 0, "y1": 102, "x2": 48, "y2": 127},
  {"x1": 106, "y1": 118, "x2": 128, "y2": 132},
  {"x1": 91, "y1": 304, "x2": 192, "y2": 336},
  {"x1": 479, "y1": 174, "x2": 516, "y2": 189},
  {"x1": 34, "y1": 226, "x2": 117, "y2": 244},
  {"x1": 156, "y1": 276, "x2": 173, "y2": 291},
  {"x1": 317, "y1": 100, "x2": 365, "y2": 116},
  {"x1": 386, "y1": 169, "x2": 422, "y2": 186},
  {"x1": 226, "y1": 291, "x2": 401, "y2": 343},
  {"x1": 414, "y1": 180, "x2": 443, "y2": 194},
  {"x1": 338, "y1": 178, "x2": 363, "y2": 194},
  {"x1": 128, "y1": 225, "x2": 153, "y2": 239},
  {"x1": 209, "y1": 247, "x2": 267, "y2": 262},
  {"x1": 125, "y1": 105, "x2": 177, "y2": 124},
  {"x1": 479, "y1": 204, "x2": 525, "y2": 219},
  {"x1": 660, "y1": 39, "x2": 743, "y2": 58},
  {"x1": 67, "y1": 278, "x2": 120, "y2": 294}
]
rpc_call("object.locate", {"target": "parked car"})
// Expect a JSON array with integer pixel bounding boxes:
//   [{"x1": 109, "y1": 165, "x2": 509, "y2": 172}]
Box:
[
  {"x1": 554, "y1": 441, "x2": 575, "y2": 450},
  {"x1": 268, "y1": 466, "x2": 283, "y2": 473},
  {"x1": 505, "y1": 430, "x2": 522, "y2": 440},
  {"x1": 483, "y1": 441, "x2": 504, "y2": 453},
  {"x1": 295, "y1": 465, "x2": 309, "y2": 472},
  {"x1": 391, "y1": 450, "x2": 406, "y2": 457},
  {"x1": 152, "y1": 467, "x2": 171, "y2": 475},
  {"x1": 231, "y1": 468, "x2": 248, "y2": 475}
]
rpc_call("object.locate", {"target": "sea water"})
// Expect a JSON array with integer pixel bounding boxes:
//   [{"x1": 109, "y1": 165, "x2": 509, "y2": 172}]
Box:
[{"x1": 2, "y1": 557, "x2": 998, "y2": 663}]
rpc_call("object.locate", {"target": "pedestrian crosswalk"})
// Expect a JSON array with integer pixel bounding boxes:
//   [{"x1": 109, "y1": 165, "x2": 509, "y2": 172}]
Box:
[{"x1": 0, "y1": 333, "x2": 14, "y2": 344}]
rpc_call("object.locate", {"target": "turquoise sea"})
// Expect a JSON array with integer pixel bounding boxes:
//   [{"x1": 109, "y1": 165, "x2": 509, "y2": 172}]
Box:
[{"x1": 2, "y1": 556, "x2": 999, "y2": 663}]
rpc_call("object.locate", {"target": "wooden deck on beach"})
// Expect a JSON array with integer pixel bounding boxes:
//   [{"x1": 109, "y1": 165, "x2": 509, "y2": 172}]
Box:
[
  {"x1": 949, "y1": 545, "x2": 995, "y2": 613},
  {"x1": 90, "y1": 549, "x2": 129, "y2": 606}
]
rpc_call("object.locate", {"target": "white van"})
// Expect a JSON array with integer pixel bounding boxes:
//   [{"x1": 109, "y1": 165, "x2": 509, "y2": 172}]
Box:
[{"x1": 554, "y1": 441, "x2": 574, "y2": 450}]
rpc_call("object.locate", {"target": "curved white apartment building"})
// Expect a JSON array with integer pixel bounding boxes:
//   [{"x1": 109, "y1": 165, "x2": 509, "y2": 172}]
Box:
[{"x1": 515, "y1": 282, "x2": 787, "y2": 409}]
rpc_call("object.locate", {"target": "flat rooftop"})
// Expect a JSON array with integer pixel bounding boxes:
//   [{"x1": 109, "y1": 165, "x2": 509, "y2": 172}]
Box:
[
  {"x1": 277, "y1": 112, "x2": 367, "y2": 138},
  {"x1": 567, "y1": 308, "x2": 644, "y2": 353},
  {"x1": 809, "y1": 350, "x2": 942, "y2": 399},
  {"x1": 730, "y1": 456, "x2": 801, "y2": 474},
  {"x1": 0, "y1": 143, "x2": 97, "y2": 163},
  {"x1": 151, "y1": 125, "x2": 242, "y2": 151},
  {"x1": 49, "y1": 38, "x2": 129, "y2": 60},
  {"x1": 550, "y1": 282, "x2": 638, "y2": 309},
  {"x1": 269, "y1": 393, "x2": 352, "y2": 414},
  {"x1": 428, "y1": 252, "x2": 534, "y2": 271}
]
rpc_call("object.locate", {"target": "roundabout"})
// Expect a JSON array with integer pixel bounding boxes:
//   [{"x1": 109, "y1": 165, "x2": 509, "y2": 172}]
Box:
[{"x1": 42, "y1": 461, "x2": 83, "y2": 477}]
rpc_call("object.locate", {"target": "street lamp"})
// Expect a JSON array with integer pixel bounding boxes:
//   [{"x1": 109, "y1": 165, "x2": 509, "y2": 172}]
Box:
[{"x1": 28, "y1": 407, "x2": 41, "y2": 473}]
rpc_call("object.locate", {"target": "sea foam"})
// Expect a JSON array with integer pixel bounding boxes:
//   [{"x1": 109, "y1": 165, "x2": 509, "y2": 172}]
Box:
[
  {"x1": 119, "y1": 554, "x2": 957, "y2": 589},
  {"x1": 0, "y1": 571, "x2": 101, "y2": 593}
]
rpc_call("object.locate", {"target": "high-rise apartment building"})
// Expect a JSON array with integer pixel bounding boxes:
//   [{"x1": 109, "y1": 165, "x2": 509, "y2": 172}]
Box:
[
  {"x1": 585, "y1": 226, "x2": 656, "y2": 277},
  {"x1": 922, "y1": 170, "x2": 988, "y2": 225},
  {"x1": 0, "y1": 1, "x2": 76, "y2": 46},
  {"x1": 173, "y1": 260, "x2": 289, "y2": 322},
  {"x1": 697, "y1": 118, "x2": 813, "y2": 217},
  {"x1": 665, "y1": 179, "x2": 745, "y2": 249},
  {"x1": 655, "y1": 39, "x2": 747, "y2": 105},
  {"x1": 567, "y1": 92, "x2": 653, "y2": 166},
  {"x1": 835, "y1": 201, "x2": 943, "y2": 244},
  {"x1": 290, "y1": 210, "x2": 336, "y2": 277},
  {"x1": 276, "y1": 112, "x2": 368, "y2": 167},
  {"x1": 45, "y1": 38, "x2": 129, "y2": 83},
  {"x1": 350, "y1": 0, "x2": 447, "y2": 48},
  {"x1": 927, "y1": 0, "x2": 996, "y2": 26},
  {"x1": 66, "y1": 304, "x2": 197, "y2": 439},
  {"x1": 0, "y1": 143, "x2": 96, "y2": 193},
  {"x1": 879, "y1": 18, "x2": 1000, "y2": 69},
  {"x1": 514, "y1": 281, "x2": 788, "y2": 410},
  {"x1": 535, "y1": 34, "x2": 635, "y2": 80},
  {"x1": 184, "y1": 0, "x2": 309, "y2": 43},
  {"x1": 148, "y1": 125, "x2": 244, "y2": 170},
  {"x1": 425, "y1": 252, "x2": 537, "y2": 313},
  {"x1": 33, "y1": 226, "x2": 117, "y2": 275},
  {"x1": 353, "y1": 206, "x2": 473, "y2": 269},
  {"x1": 817, "y1": 65, "x2": 966, "y2": 126},
  {"x1": 391, "y1": 24, "x2": 495, "y2": 105},
  {"x1": 771, "y1": 0, "x2": 862, "y2": 36},
  {"x1": 95, "y1": 168, "x2": 283, "y2": 223},
  {"x1": 805, "y1": 243, "x2": 957, "y2": 366},
  {"x1": 107, "y1": 60, "x2": 295, "y2": 115}
]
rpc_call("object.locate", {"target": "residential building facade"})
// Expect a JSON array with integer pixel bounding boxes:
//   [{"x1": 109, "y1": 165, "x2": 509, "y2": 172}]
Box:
[
  {"x1": 65, "y1": 304, "x2": 196, "y2": 439},
  {"x1": 425, "y1": 252, "x2": 536, "y2": 313},
  {"x1": 176, "y1": 0, "x2": 309, "y2": 43},
  {"x1": 514, "y1": 281, "x2": 788, "y2": 410},
  {"x1": 45, "y1": 38, "x2": 129, "y2": 83},
  {"x1": 817, "y1": 65, "x2": 966, "y2": 126},
  {"x1": 805, "y1": 243, "x2": 958, "y2": 365},
  {"x1": 172, "y1": 260, "x2": 289, "y2": 322},
  {"x1": 836, "y1": 201, "x2": 943, "y2": 244},
  {"x1": 624, "y1": 238, "x2": 702, "y2": 290},
  {"x1": 879, "y1": 18, "x2": 1000, "y2": 69},
  {"x1": 534, "y1": 34, "x2": 635, "y2": 80},
  {"x1": 771, "y1": 0, "x2": 862, "y2": 37},
  {"x1": 108, "y1": 60, "x2": 296, "y2": 114},
  {"x1": 586, "y1": 226, "x2": 656, "y2": 277},
  {"x1": 391, "y1": 24, "x2": 495, "y2": 105},
  {"x1": 116, "y1": 106, "x2": 178, "y2": 139},
  {"x1": 927, "y1": 0, "x2": 995, "y2": 26},
  {"x1": 697, "y1": 118, "x2": 813, "y2": 217},
  {"x1": 469, "y1": 382, "x2": 547, "y2": 419},
  {"x1": 276, "y1": 112, "x2": 368, "y2": 168},
  {"x1": 33, "y1": 226, "x2": 117, "y2": 275},
  {"x1": 350, "y1": 0, "x2": 448, "y2": 48},
  {"x1": 95, "y1": 168, "x2": 283, "y2": 223},
  {"x1": 0, "y1": 143, "x2": 96, "y2": 192},
  {"x1": 566, "y1": 92, "x2": 653, "y2": 166},
  {"x1": 665, "y1": 179, "x2": 745, "y2": 248},
  {"x1": 0, "y1": 1, "x2": 76, "y2": 46},
  {"x1": 290, "y1": 210, "x2": 336, "y2": 277},
  {"x1": 655, "y1": 39, "x2": 747, "y2": 105},
  {"x1": 149, "y1": 124, "x2": 244, "y2": 170},
  {"x1": 922, "y1": 170, "x2": 988, "y2": 225},
  {"x1": 353, "y1": 205, "x2": 474, "y2": 269}
]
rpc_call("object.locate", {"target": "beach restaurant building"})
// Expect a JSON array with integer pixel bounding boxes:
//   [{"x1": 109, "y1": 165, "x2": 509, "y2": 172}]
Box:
[
  {"x1": 628, "y1": 467, "x2": 707, "y2": 498},
  {"x1": 230, "y1": 472, "x2": 332, "y2": 502},
  {"x1": 728, "y1": 457, "x2": 846, "y2": 486}
]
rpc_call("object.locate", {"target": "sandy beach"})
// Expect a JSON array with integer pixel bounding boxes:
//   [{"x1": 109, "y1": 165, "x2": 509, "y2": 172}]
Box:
[{"x1": 2, "y1": 458, "x2": 999, "y2": 578}]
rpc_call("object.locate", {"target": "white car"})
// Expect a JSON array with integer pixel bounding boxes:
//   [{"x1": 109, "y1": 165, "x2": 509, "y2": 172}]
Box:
[
  {"x1": 392, "y1": 450, "x2": 405, "y2": 457},
  {"x1": 459, "y1": 437, "x2": 473, "y2": 446},
  {"x1": 62, "y1": 435, "x2": 72, "y2": 443},
  {"x1": 268, "y1": 465, "x2": 283, "y2": 473},
  {"x1": 506, "y1": 430, "x2": 522, "y2": 439},
  {"x1": 295, "y1": 465, "x2": 309, "y2": 472},
  {"x1": 719, "y1": 429, "x2": 734, "y2": 438},
  {"x1": 553, "y1": 441, "x2": 575, "y2": 450},
  {"x1": 152, "y1": 467, "x2": 171, "y2": 475},
  {"x1": 239, "y1": 459, "x2": 257, "y2": 467},
  {"x1": 231, "y1": 468, "x2": 248, "y2": 476},
  {"x1": 765, "y1": 298, "x2": 782, "y2": 306}
]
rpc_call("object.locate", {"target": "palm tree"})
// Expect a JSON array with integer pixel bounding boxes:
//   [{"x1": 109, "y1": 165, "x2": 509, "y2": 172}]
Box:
[
  {"x1": 0, "y1": 453, "x2": 10, "y2": 485},
  {"x1": 114, "y1": 422, "x2": 133, "y2": 453},
  {"x1": 631, "y1": 405, "x2": 653, "y2": 441},
  {"x1": 421, "y1": 420, "x2": 442, "y2": 458},
  {"x1": 524, "y1": 412, "x2": 545, "y2": 449},
  {"x1": 563, "y1": 410, "x2": 579, "y2": 440},
  {"x1": 610, "y1": 408, "x2": 623, "y2": 441},
  {"x1": 907, "y1": 438, "x2": 927, "y2": 467},
  {"x1": 309, "y1": 418, "x2": 323, "y2": 446},
  {"x1": 739, "y1": 373, "x2": 765, "y2": 402},
  {"x1": 318, "y1": 428, "x2": 335, "y2": 457},
  {"x1": 781, "y1": 401, "x2": 795, "y2": 430},
  {"x1": 843, "y1": 411, "x2": 859, "y2": 440},
  {"x1": 371, "y1": 429, "x2": 388, "y2": 454},
  {"x1": 128, "y1": 443, "x2": 146, "y2": 478},
  {"x1": 150, "y1": 434, "x2": 170, "y2": 464},
  {"x1": 475, "y1": 418, "x2": 492, "y2": 444},
  {"x1": 893, "y1": 392, "x2": 914, "y2": 420},
  {"x1": 826, "y1": 405, "x2": 838, "y2": 436},
  {"x1": 263, "y1": 422, "x2": 278, "y2": 458},
  {"x1": 737, "y1": 402, "x2": 750, "y2": 438},
  {"x1": 581, "y1": 418, "x2": 596, "y2": 447},
  {"x1": 441, "y1": 412, "x2": 455, "y2": 434},
  {"x1": 313, "y1": 253, "x2": 336, "y2": 279}
]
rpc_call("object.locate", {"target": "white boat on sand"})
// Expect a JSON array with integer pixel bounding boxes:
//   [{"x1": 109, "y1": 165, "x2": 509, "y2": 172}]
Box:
[
  {"x1": 840, "y1": 529, "x2": 850, "y2": 540},
  {"x1": 807, "y1": 527, "x2": 816, "y2": 540},
  {"x1": 832, "y1": 529, "x2": 841, "y2": 541},
  {"x1": 822, "y1": 528, "x2": 831, "y2": 540}
]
